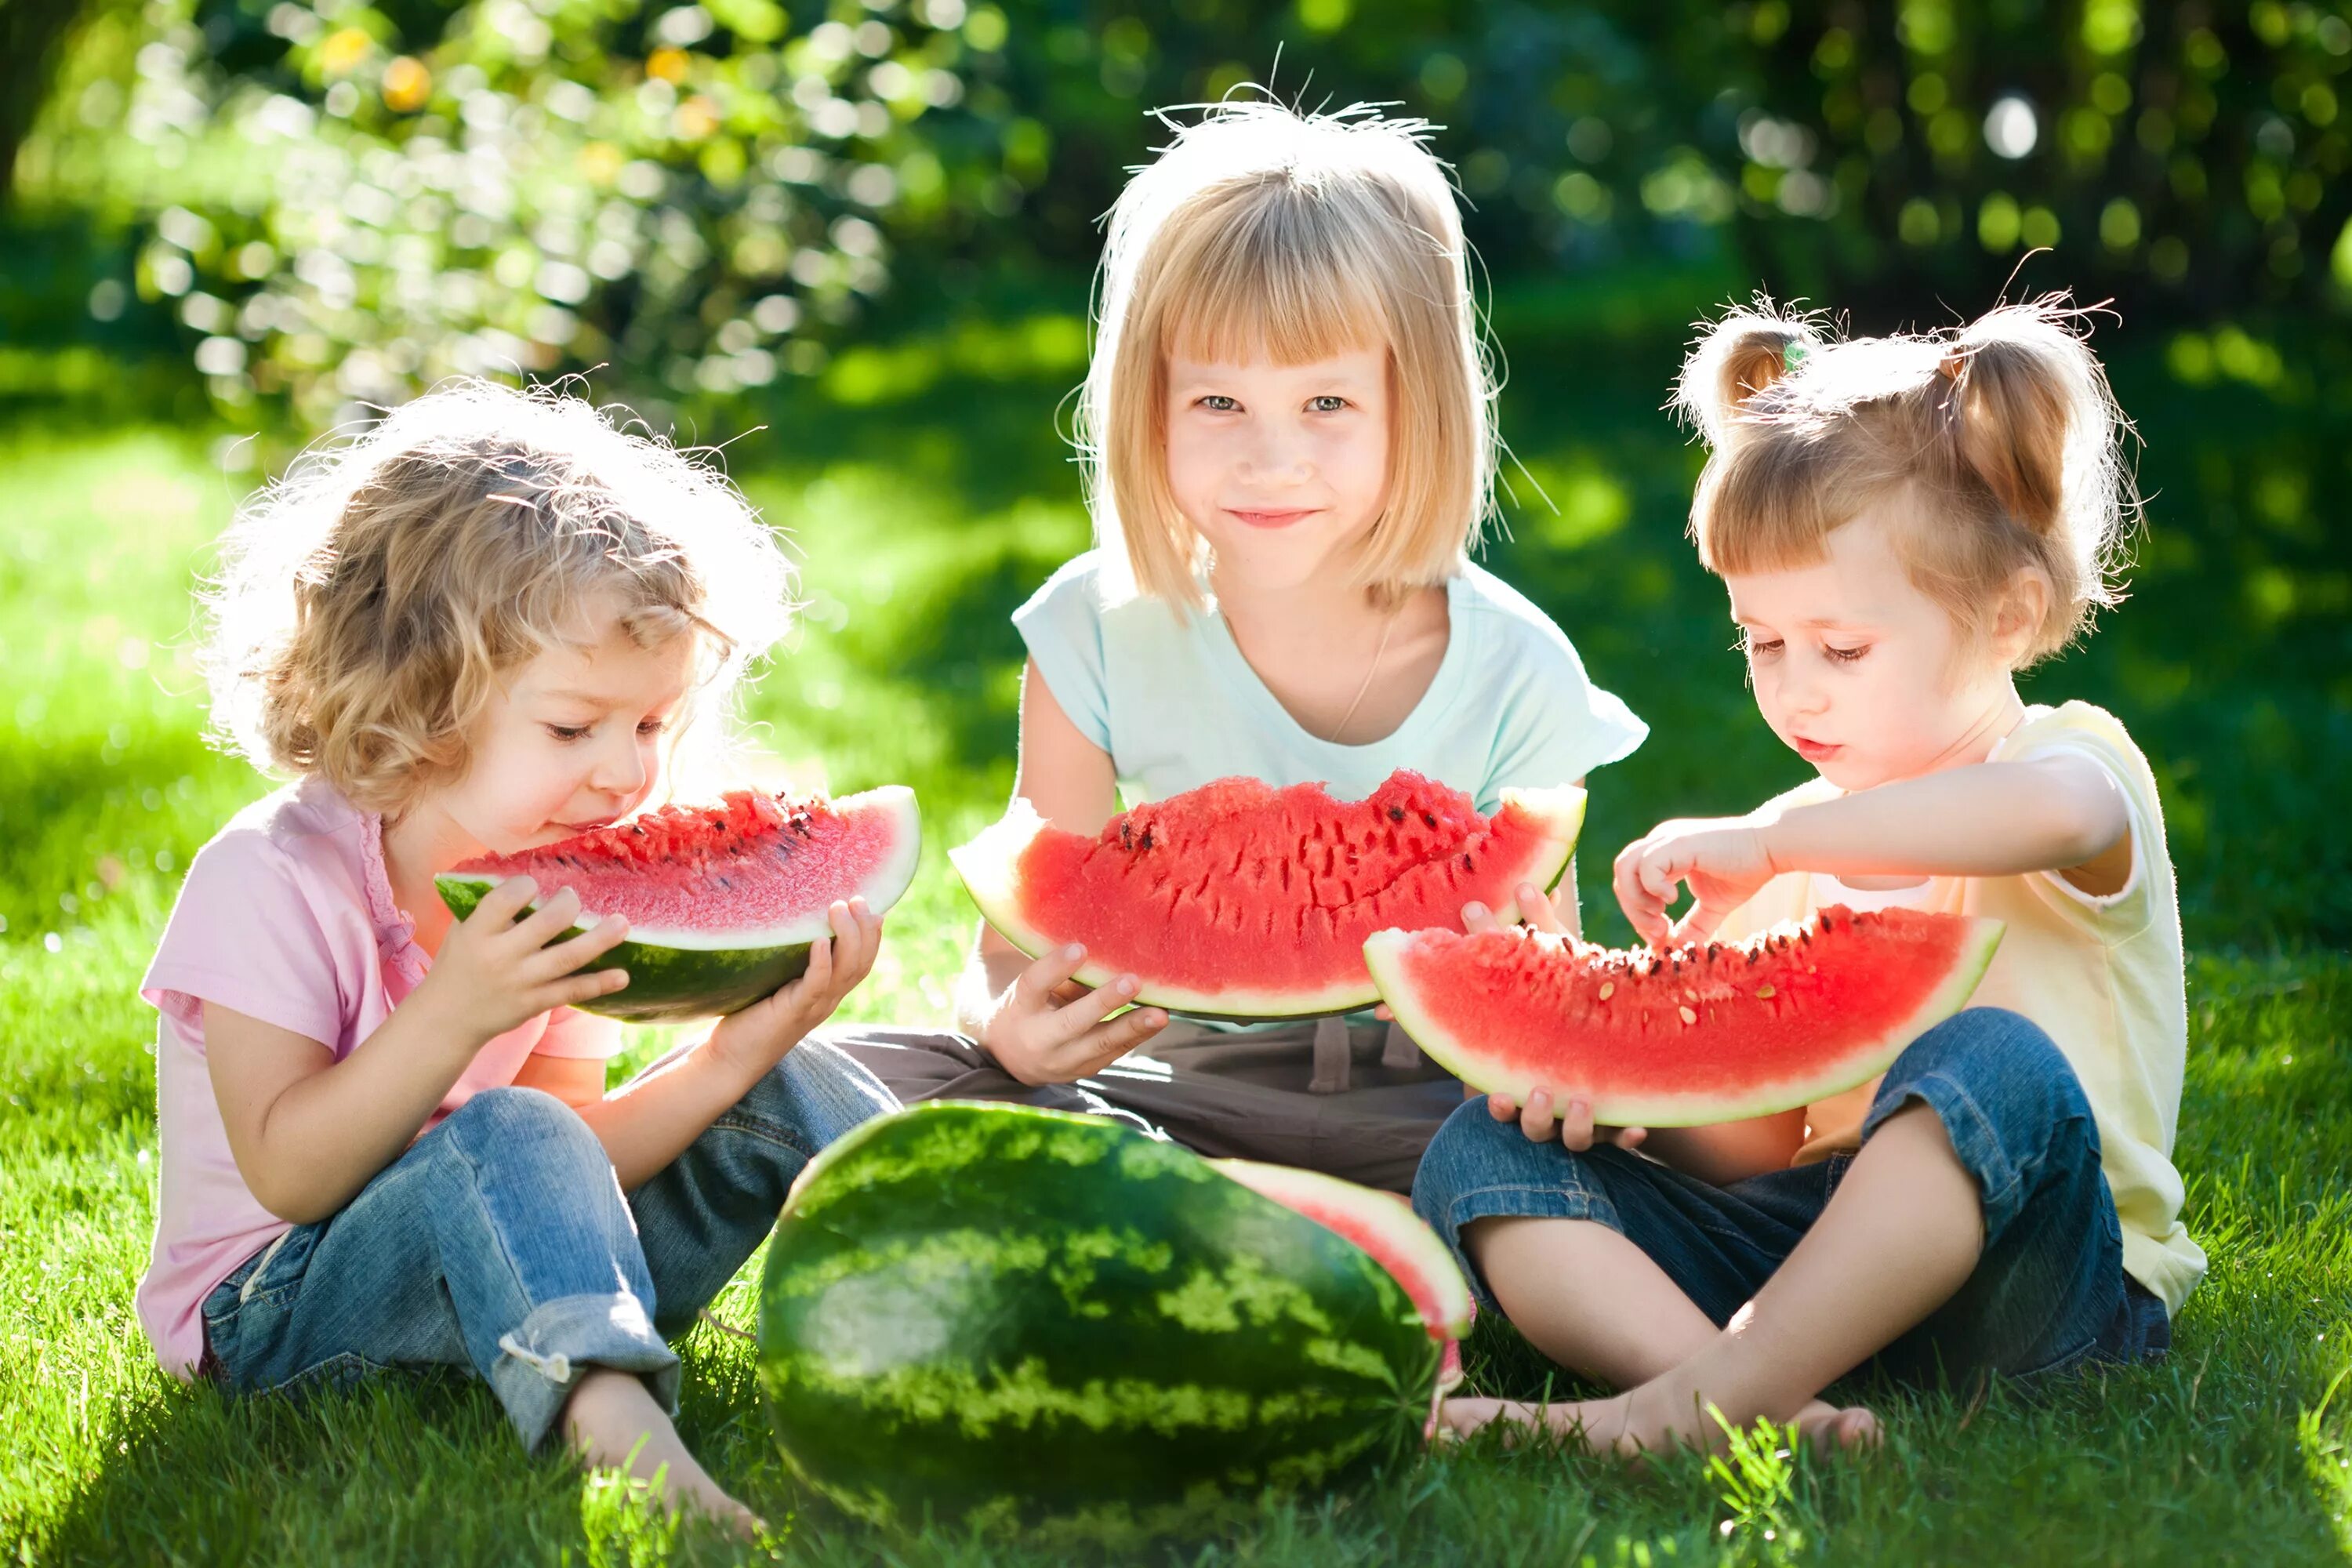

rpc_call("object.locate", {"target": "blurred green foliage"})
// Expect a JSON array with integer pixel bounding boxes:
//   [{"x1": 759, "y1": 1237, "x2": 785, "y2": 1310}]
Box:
[{"x1": 11, "y1": 0, "x2": 2352, "y2": 426}]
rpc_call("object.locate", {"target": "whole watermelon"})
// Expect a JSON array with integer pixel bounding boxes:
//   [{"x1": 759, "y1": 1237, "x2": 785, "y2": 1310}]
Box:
[{"x1": 755, "y1": 1101, "x2": 1441, "y2": 1543}]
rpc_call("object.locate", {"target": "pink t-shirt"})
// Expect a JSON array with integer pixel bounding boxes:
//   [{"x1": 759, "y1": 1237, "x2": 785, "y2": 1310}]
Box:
[{"x1": 137, "y1": 775, "x2": 623, "y2": 1380}]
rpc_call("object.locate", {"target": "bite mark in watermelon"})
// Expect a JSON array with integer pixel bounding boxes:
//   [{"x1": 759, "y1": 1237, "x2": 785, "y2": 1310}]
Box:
[
  {"x1": 434, "y1": 785, "x2": 920, "y2": 1023},
  {"x1": 757, "y1": 1101, "x2": 1444, "y2": 1542},
  {"x1": 1364, "y1": 906, "x2": 2003, "y2": 1127},
  {"x1": 951, "y1": 771, "x2": 1585, "y2": 1018}
]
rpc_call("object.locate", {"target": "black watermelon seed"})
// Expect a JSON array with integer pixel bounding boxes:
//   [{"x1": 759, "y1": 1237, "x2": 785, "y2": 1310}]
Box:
[{"x1": 1388, "y1": 806, "x2": 1406, "y2": 823}]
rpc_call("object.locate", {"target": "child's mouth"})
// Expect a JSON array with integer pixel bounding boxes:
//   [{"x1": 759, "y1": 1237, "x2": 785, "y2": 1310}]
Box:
[
  {"x1": 1792, "y1": 737, "x2": 1842, "y2": 763},
  {"x1": 1225, "y1": 506, "x2": 1319, "y2": 530}
]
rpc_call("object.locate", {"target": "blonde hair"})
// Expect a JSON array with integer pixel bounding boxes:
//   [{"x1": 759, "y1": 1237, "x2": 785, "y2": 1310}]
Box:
[
  {"x1": 1672, "y1": 295, "x2": 2136, "y2": 667},
  {"x1": 200, "y1": 379, "x2": 794, "y2": 817},
  {"x1": 1078, "y1": 98, "x2": 1496, "y2": 610}
]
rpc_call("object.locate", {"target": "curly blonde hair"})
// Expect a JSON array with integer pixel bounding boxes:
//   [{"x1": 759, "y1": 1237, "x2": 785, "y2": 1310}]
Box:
[
  {"x1": 1672, "y1": 294, "x2": 2137, "y2": 669},
  {"x1": 1079, "y1": 98, "x2": 1497, "y2": 611},
  {"x1": 201, "y1": 379, "x2": 794, "y2": 817}
]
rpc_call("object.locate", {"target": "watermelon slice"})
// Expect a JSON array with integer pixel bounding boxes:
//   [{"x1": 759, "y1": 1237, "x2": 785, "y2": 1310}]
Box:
[
  {"x1": 1210, "y1": 1159, "x2": 1474, "y2": 1344},
  {"x1": 951, "y1": 771, "x2": 1585, "y2": 1018},
  {"x1": 1364, "y1": 906, "x2": 2004, "y2": 1127},
  {"x1": 435, "y1": 785, "x2": 920, "y2": 1023}
]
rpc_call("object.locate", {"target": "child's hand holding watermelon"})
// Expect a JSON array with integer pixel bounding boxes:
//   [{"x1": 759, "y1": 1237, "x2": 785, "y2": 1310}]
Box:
[
  {"x1": 1461, "y1": 882, "x2": 1651, "y2": 1156},
  {"x1": 706, "y1": 898, "x2": 884, "y2": 1083}
]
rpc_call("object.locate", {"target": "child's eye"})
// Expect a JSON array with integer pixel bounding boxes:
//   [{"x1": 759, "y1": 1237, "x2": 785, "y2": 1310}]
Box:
[
  {"x1": 638, "y1": 717, "x2": 668, "y2": 736},
  {"x1": 1824, "y1": 644, "x2": 1871, "y2": 663},
  {"x1": 1745, "y1": 637, "x2": 1784, "y2": 659},
  {"x1": 1306, "y1": 395, "x2": 1348, "y2": 412},
  {"x1": 546, "y1": 724, "x2": 592, "y2": 742},
  {"x1": 1196, "y1": 394, "x2": 1239, "y2": 412}
]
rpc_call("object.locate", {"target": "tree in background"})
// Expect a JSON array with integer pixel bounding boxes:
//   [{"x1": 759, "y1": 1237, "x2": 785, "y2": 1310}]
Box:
[{"x1": 10, "y1": 0, "x2": 2351, "y2": 425}]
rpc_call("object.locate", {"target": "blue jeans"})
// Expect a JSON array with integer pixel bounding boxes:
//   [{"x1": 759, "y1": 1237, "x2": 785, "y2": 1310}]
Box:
[
  {"x1": 198, "y1": 1039, "x2": 898, "y2": 1451},
  {"x1": 1410, "y1": 1007, "x2": 2172, "y2": 1385}
]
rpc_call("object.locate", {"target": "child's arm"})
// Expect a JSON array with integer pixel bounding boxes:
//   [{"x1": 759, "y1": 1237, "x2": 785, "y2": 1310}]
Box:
[
  {"x1": 1614, "y1": 753, "x2": 2132, "y2": 948},
  {"x1": 950, "y1": 661, "x2": 1169, "y2": 1082},
  {"x1": 207, "y1": 879, "x2": 633, "y2": 1224}
]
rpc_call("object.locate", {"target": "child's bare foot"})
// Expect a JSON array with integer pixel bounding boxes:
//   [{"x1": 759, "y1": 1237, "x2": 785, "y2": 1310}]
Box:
[
  {"x1": 1437, "y1": 1388, "x2": 1877, "y2": 1458},
  {"x1": 1793, "y1": 1399, "x2": 1881, "y2": 1452},
  {"x1": 563, "y1": 1367, "x2": 762, "y2": 1537}
]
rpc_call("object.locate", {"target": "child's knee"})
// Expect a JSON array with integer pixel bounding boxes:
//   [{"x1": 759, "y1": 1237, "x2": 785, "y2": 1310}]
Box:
[
  {"x1": 1870, "y1": 1007, "x2": 2103, "y2": 1238},
  {"x1": 1883, "y1": 1007, "x2": 2095, "y2": 1138},
  {"x1": 441, "y1": 1086, "x2": 606, "y2": 1175}
]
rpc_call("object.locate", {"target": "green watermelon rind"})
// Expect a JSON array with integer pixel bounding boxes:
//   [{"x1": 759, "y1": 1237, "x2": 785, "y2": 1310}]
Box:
[
  {"x1": 949, "y1": 783, "x2": 1587, "y2": 1019},
  {"x1": 1363, "y1": 916, "x2": 2006, "y2": 1128},
  {"x1": 431, "y1": 785, "x2": 920, "y2": 1024},
  {"x1": 757, "y1": 1101, "x2": 1439, "y2": 1544},
  {"x1": 1209, "y1": 1158, "x2": 1475, "y2": 1342}
]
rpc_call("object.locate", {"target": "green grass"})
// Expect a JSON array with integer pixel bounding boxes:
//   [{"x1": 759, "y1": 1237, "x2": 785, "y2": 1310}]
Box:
[{"x1": 3, "y1": 309, "x2": 2349, "y2": 1566}]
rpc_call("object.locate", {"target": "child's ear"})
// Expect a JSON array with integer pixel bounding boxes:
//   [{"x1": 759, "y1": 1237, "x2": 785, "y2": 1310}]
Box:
[{"x1": 1991, "y1": 567, "x2": 2050, "y2": 667}]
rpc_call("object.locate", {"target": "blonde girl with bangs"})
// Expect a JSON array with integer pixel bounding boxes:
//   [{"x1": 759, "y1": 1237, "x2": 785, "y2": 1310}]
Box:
[
  {"x1": 829, "y1": 99, "x2": 1645, "y2": 1191},
  {"x1": 140, "y1": 380, "x2": 900, "y2": 1532},
  {"x1": 1414, "y1": 297, "x2": 2198, "y2": 1456}
]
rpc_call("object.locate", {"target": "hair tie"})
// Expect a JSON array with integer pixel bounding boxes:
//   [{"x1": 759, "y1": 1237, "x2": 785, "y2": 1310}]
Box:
[{"x1": 1782, "y1": 339, "x2": 1809, "y2": 374}]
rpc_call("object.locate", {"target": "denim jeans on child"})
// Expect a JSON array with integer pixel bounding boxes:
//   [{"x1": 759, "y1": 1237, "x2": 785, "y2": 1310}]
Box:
[
  {"x1": 1411, "y1": 1007, "x2": 2172, "y2": 1385},
  {"x1": 198, "y1": 1037, "x2": 898, "y2": 1451}
]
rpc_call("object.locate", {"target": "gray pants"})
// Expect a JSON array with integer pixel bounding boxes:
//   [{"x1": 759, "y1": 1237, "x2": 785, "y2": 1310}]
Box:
[{"x1": 819, "y1": 1016, "x2": 1468, "y2": 1193}]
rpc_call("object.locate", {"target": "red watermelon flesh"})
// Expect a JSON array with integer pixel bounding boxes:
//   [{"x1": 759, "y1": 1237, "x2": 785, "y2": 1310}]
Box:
[
  {"x1": 1364, "y1": 906, "x2": 2003, "y2": 1127},
  {"x1": 951, "y1": 771, "x2": 1585, "y2": 1018},
  {"x1": 442, "y1": 786, "x2": 918, "y2": 948},
  {"x1": 1211, "y1": 1159, "x2": 1475, "y2": 1347}
]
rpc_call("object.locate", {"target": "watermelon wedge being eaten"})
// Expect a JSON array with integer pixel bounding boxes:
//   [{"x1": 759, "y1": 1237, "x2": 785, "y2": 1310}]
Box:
[
  {"x1": 951, "y1": 771, "x2": 1585, "y2": 1018},
  {"x1": 435, "y1": 786, "x2": 920, "y2": 1023},
  {"x1": 1365, "y1": 906, "x2": 2004, "y2": 1127}
]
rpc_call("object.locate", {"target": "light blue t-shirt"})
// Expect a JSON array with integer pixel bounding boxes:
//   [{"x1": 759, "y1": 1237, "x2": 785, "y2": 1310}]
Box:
[{"x1": 1014, "y1": 551, "x2": 1647, "y2": 811}]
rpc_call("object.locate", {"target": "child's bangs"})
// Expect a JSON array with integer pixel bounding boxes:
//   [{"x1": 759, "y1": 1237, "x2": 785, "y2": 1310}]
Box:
[
  {"x1": 1697, "y1": 451, "x2": 1848, "y2": 579},
  {"x1": 1159, "y1": 200, "x2": 1389, "y2": 366}
]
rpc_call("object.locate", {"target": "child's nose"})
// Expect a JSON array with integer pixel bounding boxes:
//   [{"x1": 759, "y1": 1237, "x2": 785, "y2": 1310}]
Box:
[
  {"x1": 589, "y1": 736, "x2": 649, "y2": 797},
  {"x1": 1238, "y1": 422, "x2": 1312, "y2": 484}
]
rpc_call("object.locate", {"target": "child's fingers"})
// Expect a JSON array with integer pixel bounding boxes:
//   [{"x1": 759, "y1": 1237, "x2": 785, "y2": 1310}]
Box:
[
  {"x1": 1487, "y1": 1093, "x2": 1519, "y2": 1122},
  {"x1": 1062, "y1": 1003, "x2": 1167, "y2": 1070},
  {"x1": 509, "y1": 884, "x2": 587, "y2": 946},
  {"x1": 1637, "y1": 848, "x2": 1683, "y2": 907},
  {"x1": 474, "y1": 875, "x2": 543, "y2": 925},
  {"x1": 1042, "y1": 972, "x2": 1138, "y2": 1044},
  {"x1": 1372, "y1": 1002, "x2": 1395, "y2": 1022},
  {"x1": 1612, "y1": 1125, "x2": 1650, "y2": 1152},
  {"x1": 1460, "y1": 901, "x2": 1498, "y2": 934},
  {"x1": 1557, "y1": 1094, "x2": 1599, "y2": 1152},
  {"x1": 1518, "y1": 1088, "x2": 1559, "y2": 1143},
  {"x1": 529, "y1": 913, "x2": 633, "y2": 978},
  {"x1": 551, "y1": 966, "x2": 630, "y2": 1008},
  {"x1": 1517, "y1": 882, "x2": 1566, "y2": 935},
  {"x1": 1017, "y1": 944, "x2": 1089, "y2": 1010}
]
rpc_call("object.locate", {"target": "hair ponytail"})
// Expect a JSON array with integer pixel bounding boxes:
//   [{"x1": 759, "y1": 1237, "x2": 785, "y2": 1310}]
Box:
[
  {"x1": 1671, "y1": 301, "x2": 1822, "y2": 448},
  {"x1": 1677, "y1": 292, "x2": 2136, "y2": 670}
]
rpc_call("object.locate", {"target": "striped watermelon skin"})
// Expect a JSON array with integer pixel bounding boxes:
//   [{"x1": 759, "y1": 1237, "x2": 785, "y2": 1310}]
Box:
[{"x1": 757, "y1": 1102, "x2": 1439, "y2": 1543}]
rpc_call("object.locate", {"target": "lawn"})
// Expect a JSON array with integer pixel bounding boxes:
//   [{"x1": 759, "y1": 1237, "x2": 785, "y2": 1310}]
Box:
[{"x1": 2, "y1": 292, "x2": 2348, "y2": 1566}]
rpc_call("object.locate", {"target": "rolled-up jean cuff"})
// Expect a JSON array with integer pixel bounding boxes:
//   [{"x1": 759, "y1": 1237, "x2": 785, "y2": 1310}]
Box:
[
  {"x1": 1860, "y1": 1073, "x2": 2024, "y2": 1240},
  {"x1": 488, "y1": 1291, "x2": 681, "y2": 1454},
  {"x1": 1428, "y1": 1185, "x2": 1622, "y2": 1312}
]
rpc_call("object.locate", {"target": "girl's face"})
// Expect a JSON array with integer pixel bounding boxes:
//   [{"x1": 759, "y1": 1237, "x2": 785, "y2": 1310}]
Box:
[
  {"x1": 1163, "y1": 345, "x2": 1392, "y2": 595},
  {"x1": 433, "y1": 600, "x2": 699, "y2": 857},
  {"x1": 1724, "y1": 507, "x2": 2020, "y2": 792}
]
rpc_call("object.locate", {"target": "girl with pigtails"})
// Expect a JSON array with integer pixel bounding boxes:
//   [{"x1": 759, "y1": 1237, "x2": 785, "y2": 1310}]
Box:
[{"x1": 1413, "y1": 299, "x2": 2200, "y2": 1453}]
